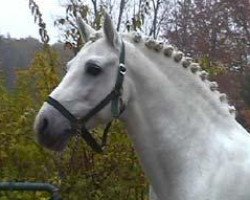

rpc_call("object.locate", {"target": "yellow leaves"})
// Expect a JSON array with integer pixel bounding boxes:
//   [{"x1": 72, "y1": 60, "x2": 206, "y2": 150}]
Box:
[
  {"x1": 0, "y1": 149, "x2": 8, "y2": 159},
  {"x1": 16, "y1": 47, "x2": 61, "y2": 101},
  {"x1": 200, "y1": 55, "x2": 226, "y2": 76},
  {"x1": 18, "y1": 115, "x2": 27, "y2": 127}
]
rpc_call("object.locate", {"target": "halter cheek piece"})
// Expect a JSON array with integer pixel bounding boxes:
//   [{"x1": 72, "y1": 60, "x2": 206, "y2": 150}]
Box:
[{"x1": 46, "y1": 41, "x2": 126, "y2": 153}]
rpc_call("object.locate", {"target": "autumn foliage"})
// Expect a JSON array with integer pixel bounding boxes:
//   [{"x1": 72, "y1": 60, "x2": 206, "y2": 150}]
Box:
[{"x1": 0, "y1": 47, "x2": 148, "y2": 199}]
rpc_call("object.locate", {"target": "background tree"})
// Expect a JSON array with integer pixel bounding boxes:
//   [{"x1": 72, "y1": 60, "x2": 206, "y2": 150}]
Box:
[
  {"x1": 165, "y1": 0, "x2": 250, "y2": 68},
  {"x1": 242, "y1": 72, "x2": 250, "y2": 107},
  {"x1": 55, "y1": 0, "x2": 172, "y2": 52}
]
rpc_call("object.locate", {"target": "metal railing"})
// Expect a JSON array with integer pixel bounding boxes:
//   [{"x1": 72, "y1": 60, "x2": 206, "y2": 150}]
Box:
[{"x1": 0, "y1": 182, "x2": 62, "y2": 200}]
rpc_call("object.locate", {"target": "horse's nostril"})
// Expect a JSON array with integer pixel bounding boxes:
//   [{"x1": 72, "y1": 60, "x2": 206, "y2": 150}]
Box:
[{"x1": 39, "y1": 117, "x2": 49, "y2": 134}]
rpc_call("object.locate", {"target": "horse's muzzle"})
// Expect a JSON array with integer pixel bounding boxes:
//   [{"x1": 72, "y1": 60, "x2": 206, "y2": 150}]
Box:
[{"x1": 34, "y1": 105, "x2": 72, "y2": 151}]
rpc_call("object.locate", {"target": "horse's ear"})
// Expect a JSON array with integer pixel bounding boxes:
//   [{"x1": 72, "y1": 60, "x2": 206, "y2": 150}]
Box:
[
  {"x1": 76, "y1": 18, "x2": 95, "y2": 42},
  {"x1": 103, "y1": 14, "x2": 120, "y2": 48}
]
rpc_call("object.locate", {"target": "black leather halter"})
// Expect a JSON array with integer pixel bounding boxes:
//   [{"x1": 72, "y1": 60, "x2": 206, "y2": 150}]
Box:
[{"x1": 46, "y1": 42, "x2": 126, "y2": 153}]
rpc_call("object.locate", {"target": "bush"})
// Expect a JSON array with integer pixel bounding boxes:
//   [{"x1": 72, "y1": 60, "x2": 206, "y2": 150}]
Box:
[{"x1": 0, "y1": 47, "x2": 148, "y2": 199}]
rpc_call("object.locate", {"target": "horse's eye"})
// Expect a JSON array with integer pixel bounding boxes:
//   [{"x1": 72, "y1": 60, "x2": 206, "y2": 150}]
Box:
[{"x1": 85, "y1": 63, "x2": 102, "y2": 76}]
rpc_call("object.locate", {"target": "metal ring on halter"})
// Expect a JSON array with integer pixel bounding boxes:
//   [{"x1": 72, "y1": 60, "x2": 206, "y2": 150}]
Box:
[{"x1": 119, "y1": 64, "x2": 126, "y2": 74}]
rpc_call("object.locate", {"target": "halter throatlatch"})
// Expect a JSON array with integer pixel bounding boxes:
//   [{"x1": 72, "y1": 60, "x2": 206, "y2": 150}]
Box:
[{"x1": 46, "y1": 41, "x2": 126, "y2": 153}]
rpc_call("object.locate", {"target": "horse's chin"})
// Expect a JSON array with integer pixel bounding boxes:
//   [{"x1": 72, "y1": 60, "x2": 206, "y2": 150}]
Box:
[
  {"x1": 43, "y1": 138, "x2": 69, "y2": 152},
  {"x1": 37, "y1": 129, "x2": 72, "y2": 152}
]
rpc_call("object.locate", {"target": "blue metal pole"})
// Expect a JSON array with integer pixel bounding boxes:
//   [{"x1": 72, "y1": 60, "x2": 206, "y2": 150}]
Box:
[{"x1": 0, "y1": 182, "x2": 62, "y2": 200}]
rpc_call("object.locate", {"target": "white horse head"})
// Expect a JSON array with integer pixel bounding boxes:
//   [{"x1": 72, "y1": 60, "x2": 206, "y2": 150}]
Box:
[
  {"x1": 34, "y1": 14, "x2": 130, "y2": 151},
  {"x1": 34, "y1": 14, "x2": 250, "y2": 200}
]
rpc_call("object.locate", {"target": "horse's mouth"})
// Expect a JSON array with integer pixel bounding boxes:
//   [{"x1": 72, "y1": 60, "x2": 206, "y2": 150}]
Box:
[{"x1": 37, "y1": 129, "x2": 72, "y2": 152}]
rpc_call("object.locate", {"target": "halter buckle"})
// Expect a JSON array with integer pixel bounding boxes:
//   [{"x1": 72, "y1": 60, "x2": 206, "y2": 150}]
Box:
[{"x1": 119, "y1": 64, "x2": 126, "y2": 75}]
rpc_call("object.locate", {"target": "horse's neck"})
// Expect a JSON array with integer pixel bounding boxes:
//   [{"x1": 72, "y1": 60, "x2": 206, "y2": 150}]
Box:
[
  {"x1": 121, "y1": 40, "x2": 245, "y2": 198},
  {"x1": 123, "y1": 40, "x2": 236, "y2": 141}
]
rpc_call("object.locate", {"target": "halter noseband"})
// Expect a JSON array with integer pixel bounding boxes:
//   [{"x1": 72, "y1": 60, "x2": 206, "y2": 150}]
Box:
[{"x1": 46, "y1": 41, "x2": 126, "y2": 153}]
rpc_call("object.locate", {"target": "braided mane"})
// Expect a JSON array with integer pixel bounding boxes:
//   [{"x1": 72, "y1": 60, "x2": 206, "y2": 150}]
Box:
[
  {"x1": 124, "y1": 32, "x2": 236, "y2": 118},
  {"x1": 88, "y1": 30, "x2": 236, "y2": 117}
]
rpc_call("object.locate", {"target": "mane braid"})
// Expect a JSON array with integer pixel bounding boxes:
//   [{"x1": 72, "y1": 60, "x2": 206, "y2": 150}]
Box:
[{"x1": 124, "y1": 32, "x2": 236, "y2": 118}]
